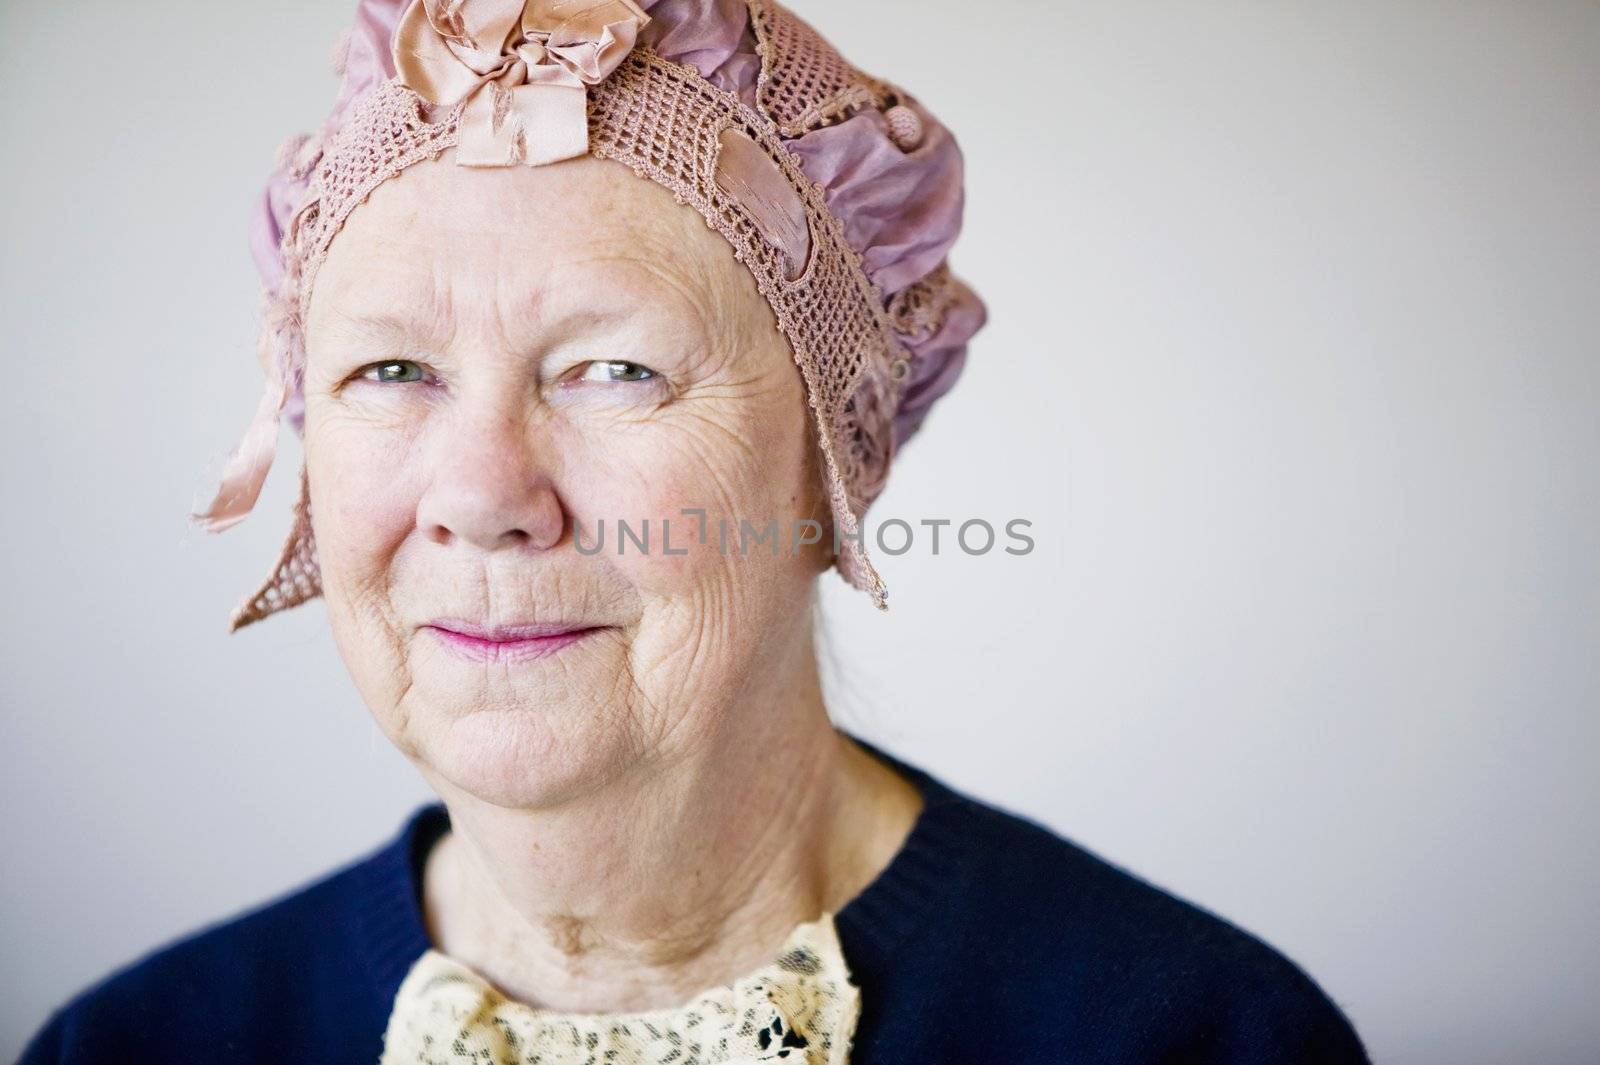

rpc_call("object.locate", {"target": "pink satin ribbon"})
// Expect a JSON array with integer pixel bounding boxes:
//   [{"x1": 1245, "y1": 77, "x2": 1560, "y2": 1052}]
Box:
[
  {"x1": 392, "y1": 0, "x2": 651, "y2": 167},
  {"x1": 188, "y1": 361, "x2": 290, "y2": 534}
]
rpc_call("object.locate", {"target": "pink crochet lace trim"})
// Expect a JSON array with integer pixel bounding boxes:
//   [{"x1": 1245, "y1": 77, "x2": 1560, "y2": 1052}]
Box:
[
  {"x1": 750, "y1": 0, "x2": 892, "y2": 137},
  {"x1": 222, "y1": 0, "x2": 967, "y2": 631}
]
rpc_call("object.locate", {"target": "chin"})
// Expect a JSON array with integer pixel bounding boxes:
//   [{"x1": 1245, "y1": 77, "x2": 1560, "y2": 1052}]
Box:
[{"x1": 411, "y1": 698, "x2": 639, "y2": 811}]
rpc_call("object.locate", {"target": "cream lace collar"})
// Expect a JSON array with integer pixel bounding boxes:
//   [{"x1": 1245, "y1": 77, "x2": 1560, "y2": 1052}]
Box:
[{"x1": 379, "y1": 910, "x2": 860, "y2": 1064}]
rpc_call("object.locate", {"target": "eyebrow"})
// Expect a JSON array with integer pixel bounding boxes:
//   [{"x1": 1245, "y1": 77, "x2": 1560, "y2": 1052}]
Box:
[
  {"x1": 312, "y1": 255, "x2": 720, "y2": 358},
  {"x1": 316, "y1": 300, "x2": 676, "y2": 350},
  {"x1": 316, "y1": 306, "x2": 419, "y2": 346}
]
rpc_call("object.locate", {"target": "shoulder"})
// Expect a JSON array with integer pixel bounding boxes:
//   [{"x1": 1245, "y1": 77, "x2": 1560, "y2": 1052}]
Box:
[
  {"x1": 924, "y1": 780, "x2": 1371, "y2": 1062},
  {"x1": 17, "y1": 806, "x2": 436, "y2": 1065}
]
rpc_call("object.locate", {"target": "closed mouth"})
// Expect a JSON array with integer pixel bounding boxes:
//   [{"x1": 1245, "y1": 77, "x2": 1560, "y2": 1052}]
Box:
[{"x1": 423, "y1": 620, "x2": 609, "y2": 663}]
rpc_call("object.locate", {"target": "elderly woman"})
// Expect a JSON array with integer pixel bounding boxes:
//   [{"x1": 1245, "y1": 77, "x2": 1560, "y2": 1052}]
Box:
[{"x1": 22, "y1": 1, "x2": 1369, "y2": 1063}]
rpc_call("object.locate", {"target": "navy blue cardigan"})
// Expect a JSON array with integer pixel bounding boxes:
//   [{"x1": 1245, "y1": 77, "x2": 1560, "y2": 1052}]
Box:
[{"x1": 19, "y1": 734, "x2": 1370, "y2": 1063}]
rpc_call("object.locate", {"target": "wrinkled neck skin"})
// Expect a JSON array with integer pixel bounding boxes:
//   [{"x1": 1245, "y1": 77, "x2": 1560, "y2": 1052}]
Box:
[{"x1": 419, "y1": 633, "x2": 922, "y2": 1012}]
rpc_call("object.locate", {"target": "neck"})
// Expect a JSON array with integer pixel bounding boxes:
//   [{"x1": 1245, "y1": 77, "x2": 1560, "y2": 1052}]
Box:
[{"x1": 416, "y1": 623, "x2": 923, "y2": 1012}]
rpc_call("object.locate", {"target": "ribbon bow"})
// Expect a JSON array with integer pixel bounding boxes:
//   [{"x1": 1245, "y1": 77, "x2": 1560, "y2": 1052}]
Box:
[{"x1": 392, "y1": 0, "x2": 651, "y2": 167}]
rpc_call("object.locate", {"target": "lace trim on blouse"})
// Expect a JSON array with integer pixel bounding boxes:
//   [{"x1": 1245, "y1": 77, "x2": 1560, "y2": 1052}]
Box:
[{"x1": 379, "y1": 910, "x2": 860, "y2": 1065}]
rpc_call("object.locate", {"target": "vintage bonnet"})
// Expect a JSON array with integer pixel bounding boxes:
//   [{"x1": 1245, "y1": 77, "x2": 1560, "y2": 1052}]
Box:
[{"x1": 190, "y1": 0, "x2": 986, "y2": 631}]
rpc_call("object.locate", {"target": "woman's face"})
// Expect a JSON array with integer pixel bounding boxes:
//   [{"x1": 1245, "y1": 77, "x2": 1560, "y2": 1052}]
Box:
[{"x1": 301, "y1": 151, "x2": 830, "y2": 808}]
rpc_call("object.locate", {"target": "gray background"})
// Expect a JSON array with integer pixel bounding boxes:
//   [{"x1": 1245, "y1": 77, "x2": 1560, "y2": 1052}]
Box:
[{"x1": 3, "y1": 1, "x2": 1597, "y2": 1061}]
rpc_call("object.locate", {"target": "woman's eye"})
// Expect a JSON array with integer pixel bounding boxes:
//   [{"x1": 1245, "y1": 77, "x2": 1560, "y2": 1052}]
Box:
[
  {"x1": 579, "y1": 360, "x2": 657, "y2": 384},
  {"x1": 359, "y1": 359, "x2": 429, "y2": 384}
]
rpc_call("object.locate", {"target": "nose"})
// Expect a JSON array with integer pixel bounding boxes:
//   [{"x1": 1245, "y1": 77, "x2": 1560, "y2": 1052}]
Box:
[{"x1": 415, "y1": 408, "x2": 566, "y2": 553}]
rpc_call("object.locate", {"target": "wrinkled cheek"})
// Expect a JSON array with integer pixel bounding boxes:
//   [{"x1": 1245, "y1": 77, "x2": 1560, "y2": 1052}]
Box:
[
  {"x1": 607, "y1": 462, "x2": 798, "y2": 714},
  {"x1": 305, "y1": 422, "x2": 425, "y2": 663},
  {"x1": 575, "y1": 447, "x2": 746, "y2": 603},
  {"x1": 309, "y1": 431, "x2": 414, "y2": 575}
]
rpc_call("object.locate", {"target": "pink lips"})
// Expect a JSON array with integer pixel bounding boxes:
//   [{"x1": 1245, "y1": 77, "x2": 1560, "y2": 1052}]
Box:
[{"x1": 424, "y1": 619, "x2": 606, "y2": 663}]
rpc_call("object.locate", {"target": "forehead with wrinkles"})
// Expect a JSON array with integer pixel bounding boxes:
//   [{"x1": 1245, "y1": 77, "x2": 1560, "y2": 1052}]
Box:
[{"x1": 303, "y1": 150, "x2": 772, "y2": 360}]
